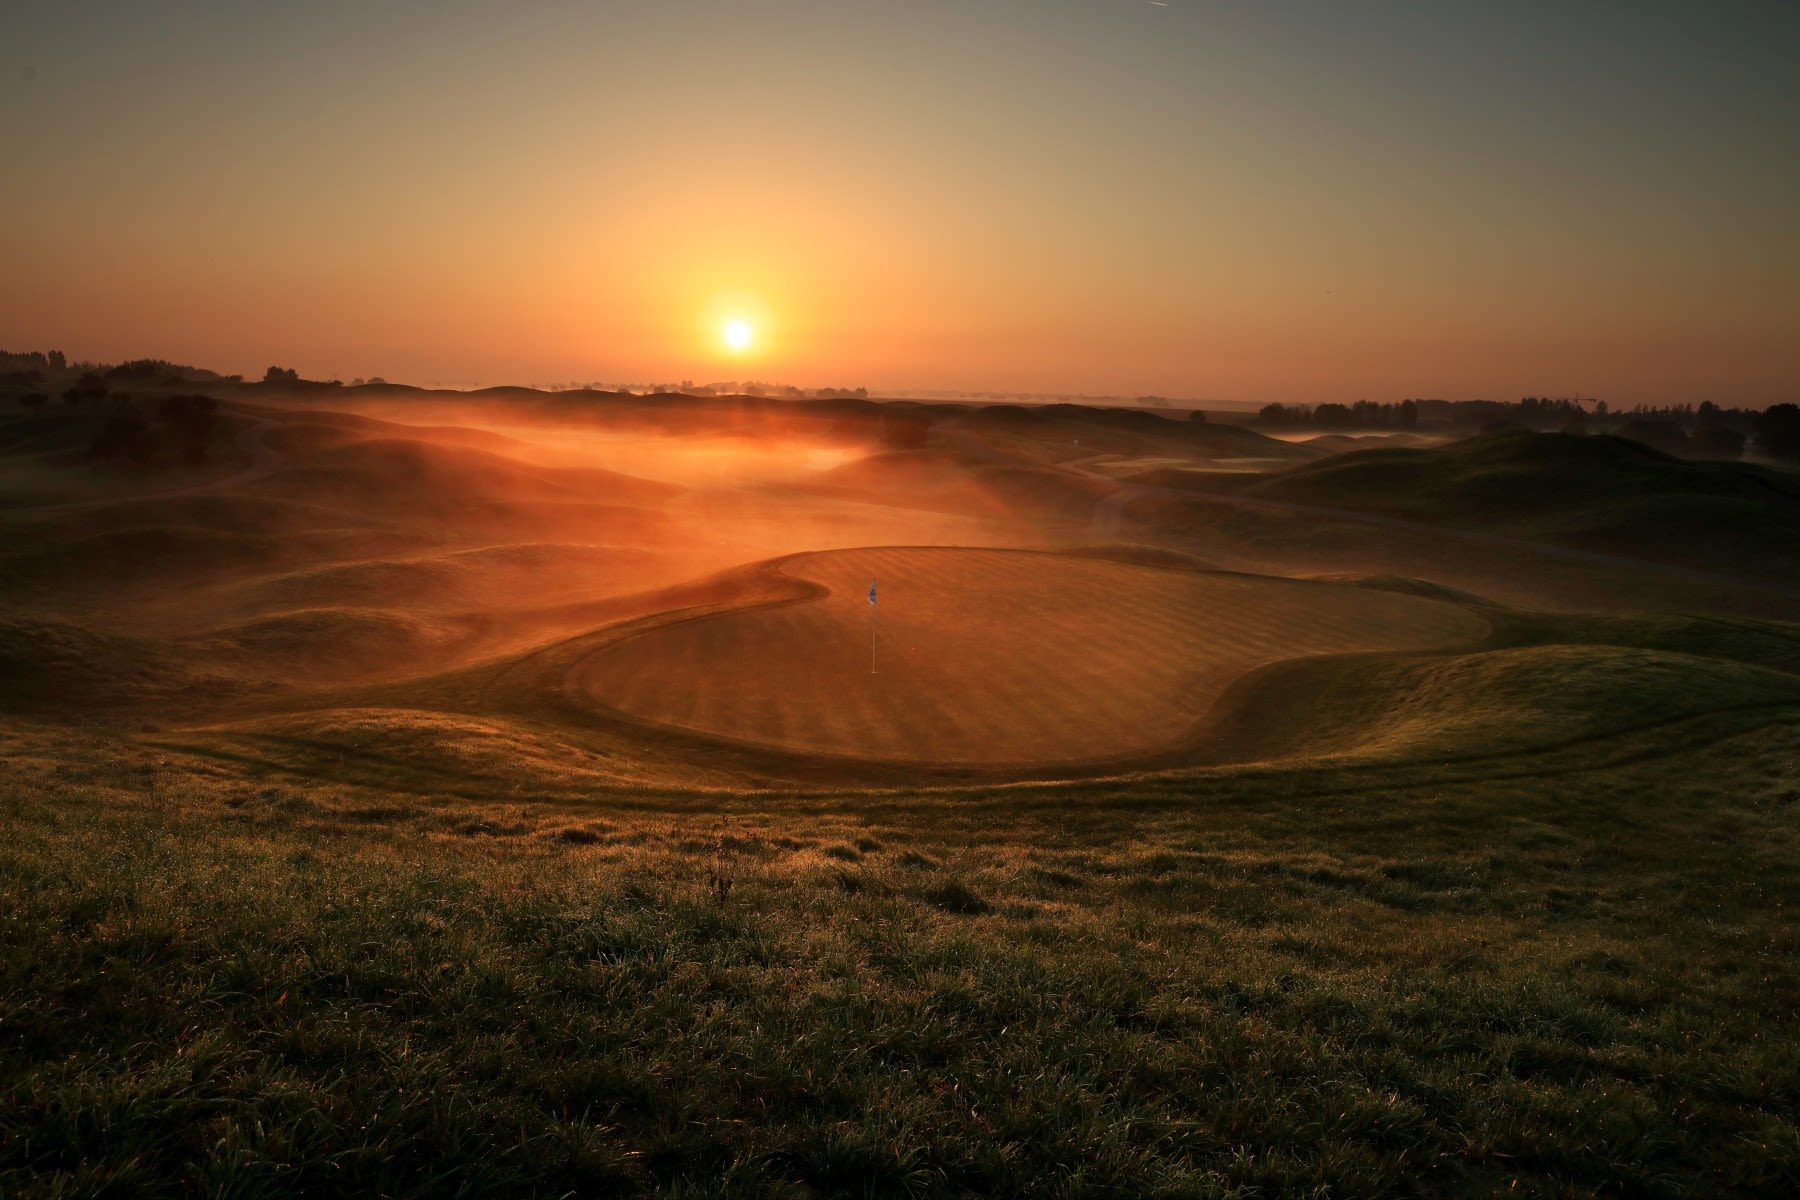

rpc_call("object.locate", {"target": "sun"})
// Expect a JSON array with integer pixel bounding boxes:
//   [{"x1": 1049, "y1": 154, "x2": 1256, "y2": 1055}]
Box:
[{"x1": 722, "y1": 319, "x2": 753, "y2": 352}]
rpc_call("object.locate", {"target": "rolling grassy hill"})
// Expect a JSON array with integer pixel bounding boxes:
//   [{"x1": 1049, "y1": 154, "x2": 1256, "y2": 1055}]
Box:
[
  {"x1": 1244, "y1": 430, "x2": 1800, "y2": 511},
  {"x1": 229, "y1": 544, "x2": 678, "y2": 615},
  {"x1": 248, "y1": 437, "x2": 676, "y2": 517},
  {"x1": 1198, "y1": 641, "x2": 1800, "y2": 766},
  {"x1": 1238, "y1": 431, "x2": 1800, "y2": 577},
  {"x1": 945, "y1": 403, "x2": 1313, "y2": 469},
  {"x1": 810, "y1": 451, "x2": 1115, "y2": 523},
  {"x1": 181, "y1": 608, "x2": 487, "y2": 684},
  {"x1": 4, "y1": 390, "x2": 1799, "y2": 1195},
  {"x1": 0, "y1": 618, "x2": 255, "y2": 717}
]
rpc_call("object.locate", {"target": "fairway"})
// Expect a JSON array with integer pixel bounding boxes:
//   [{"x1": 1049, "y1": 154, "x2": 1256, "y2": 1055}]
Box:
[{"x1": 571, "y1": 547, "x2": 1489, "y2": 765}]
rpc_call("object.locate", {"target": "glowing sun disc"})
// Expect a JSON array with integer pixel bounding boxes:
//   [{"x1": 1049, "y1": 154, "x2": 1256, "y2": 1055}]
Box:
[{"x1": 723, "y1": 319, "x2": 753, "y2": 351}]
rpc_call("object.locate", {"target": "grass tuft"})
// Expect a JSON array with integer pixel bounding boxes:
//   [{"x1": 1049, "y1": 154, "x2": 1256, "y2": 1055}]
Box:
[{"x1": 922, "y1": 878, "x2": 993, "y2": 915}]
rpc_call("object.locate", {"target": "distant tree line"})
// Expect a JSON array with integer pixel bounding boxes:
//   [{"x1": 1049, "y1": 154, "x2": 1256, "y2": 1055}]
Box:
[
  {"x1": 1577, "y1": 400, "x2": 1797, "y2": 462},
  {"x1": 0, "y1": 348, "x2": 67, "y2": 375},
  {"x1": 636, "y1": 380, "x2": 869, "y2": 400},
  {"x1": 2, "y1": 351, "x2": 235, "y2": 386},
  {"x1": 261, "y1": 365, "x2": 339, "y2": 389},
  {"x1": 2, "y1": 352, "x2": 243, "y2": 409},
  {"x1": 1255, "y1": 399, "x2": 1419, "y2": 430},
  {"x1": 106, "y1": 358, "x2": 233, "y2": 385},
  {"x1": 1257, "y1": 395, "x2": 1602, "y2": 433}
]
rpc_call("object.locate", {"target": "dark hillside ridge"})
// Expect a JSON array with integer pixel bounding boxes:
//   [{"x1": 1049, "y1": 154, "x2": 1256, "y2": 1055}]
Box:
[
  {"x1": 1246, "y1": 432, "x2": 1800, "y2": 515},
  {"x1": 249, "y1": 438, "x2": 677, "y2": 510},
  {"x1": 0, "y1": 618, "x2": 255, "y2": 715},
  {"x1": 259, "y1": 385, "x2": 1296, "y2": 457},
  {"x1": 1145, "y1": 431, "x2": 1800, "y2": 581}
]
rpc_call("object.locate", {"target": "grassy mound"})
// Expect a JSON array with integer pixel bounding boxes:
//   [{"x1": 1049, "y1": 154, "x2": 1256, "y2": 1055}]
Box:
[
  {"x1": 959, "y1": 403, "x2": 1305, "y2": 460},
  {"x1": 0, "y1": 409, "x2": 117, "y2": 458},
  {"x1": 0, "y1": 619, "x2": 234, "y2": 716},
  {"x1": 1203, "y1": 642, "x2": 1800, "y2": 765},
  {"x1": 233, "y1": 544, "x2": 680, "y2": 617},
  {"x1": 251, "y1": 438, "x2": 675, "y2": 515},
  {"x1": 198, "y1": 707, "x2": 732, "y2": 793},
  {"x1": 972, "y1": 464, "x2": 1113, "y2": 520},
  {"x1": 16, "y1": 493, "x2": 364, "y2": 539},
  {"x1": 814, "y1": 449, "x2": 988, "y2": 492},
  {"x1": 236, "y1": 558, "x2": 480, "y2": 611},
  {"x1": 184, "y1": 609, "x2": 482, "y2": 682},
  {"x1": 1488, "y1": 610, "x2": 1800, "y2": 675},
  {"x1": 1250, "y1": 432, "x2": 1797, "y2": 513},
  {"x1": 0, "y1": 527, "x2": 291, "y2": 596},
  {"x1": 256, "y1": 410, "x2": 530, "y2": 457},
  {"x1": 812, "y1": 450, "x2": 1111, "y2": 521},
  {"x1": 1242, "y1": 431, "x2": 1800, "y2": 576}
]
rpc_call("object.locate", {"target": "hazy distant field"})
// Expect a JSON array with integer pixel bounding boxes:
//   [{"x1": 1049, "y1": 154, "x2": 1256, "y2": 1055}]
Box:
[{"x1": 3, "y1": 384, "x2": 1797, "y2": 1196}]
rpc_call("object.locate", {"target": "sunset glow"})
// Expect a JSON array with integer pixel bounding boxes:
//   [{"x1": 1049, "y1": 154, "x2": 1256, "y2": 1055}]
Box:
[
  {"x1": 723, "y1": 320, "x2": 753, "y2": 354},
  {"x1": 2, "y1": 3, "x2": 1795, "y2": 404}
]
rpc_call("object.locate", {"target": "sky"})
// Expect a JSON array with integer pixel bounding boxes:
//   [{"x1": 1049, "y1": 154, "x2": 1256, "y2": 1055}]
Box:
[{"x1": 3, "y1": 1, "x2": 1797, "y2": 406}]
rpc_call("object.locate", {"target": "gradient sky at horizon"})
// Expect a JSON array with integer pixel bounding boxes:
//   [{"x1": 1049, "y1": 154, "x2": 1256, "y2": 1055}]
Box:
[{"x1": 4, "y1": 1, "x2": 1797, "y2": 405}]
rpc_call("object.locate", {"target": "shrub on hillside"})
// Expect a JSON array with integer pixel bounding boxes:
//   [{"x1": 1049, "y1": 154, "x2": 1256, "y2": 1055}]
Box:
[
  {"x1": 160, "y1": 394, "x2": 219, "y2": 463},
  {"x1": 88, "y1": 402, "x2": 160, "y2": 464},
  {"x1": 61, "y1": 372, "x2": 108, "y2": 406}
]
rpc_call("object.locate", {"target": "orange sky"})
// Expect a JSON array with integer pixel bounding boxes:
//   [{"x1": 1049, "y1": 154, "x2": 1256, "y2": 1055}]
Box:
[{"x1": 4, "y1": 2, "x2": 1797, "y2": 405}]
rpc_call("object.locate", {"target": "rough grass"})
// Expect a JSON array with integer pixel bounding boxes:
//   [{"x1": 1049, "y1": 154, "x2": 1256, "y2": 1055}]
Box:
[{"x1": 3, "y1": 716, "x2": 1797, "y2": 1198}]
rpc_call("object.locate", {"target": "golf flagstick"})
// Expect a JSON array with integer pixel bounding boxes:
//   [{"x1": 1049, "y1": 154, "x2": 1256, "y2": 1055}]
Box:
[{"x1": 868, "y1": 579, "x2": 877, "y2": 674}]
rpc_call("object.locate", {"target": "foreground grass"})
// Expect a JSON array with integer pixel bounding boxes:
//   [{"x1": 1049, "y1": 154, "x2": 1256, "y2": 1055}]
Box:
[{"x1": 3, "y1": 723, "x2": 1798, "y2": 1197}]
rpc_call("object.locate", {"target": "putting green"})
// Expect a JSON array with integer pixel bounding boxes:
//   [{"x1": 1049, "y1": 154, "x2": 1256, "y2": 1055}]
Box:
[{"x1": 569, "y1": 547, "x2": 1488, "y2": 765}]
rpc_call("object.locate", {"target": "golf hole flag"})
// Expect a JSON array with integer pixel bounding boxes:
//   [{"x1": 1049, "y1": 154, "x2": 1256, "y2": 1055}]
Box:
[{"x1": 868, "y1": 580, "x2": 877, "y2": 606}]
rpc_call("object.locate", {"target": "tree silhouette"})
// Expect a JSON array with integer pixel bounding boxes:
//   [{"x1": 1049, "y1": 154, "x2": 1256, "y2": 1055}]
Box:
[
  {"x1": 1689, "y1": 402, "x2": 1745, "y2": 459},
  {"x1": 1312, "y1": 402, "x2": 1353, "y2": 428},
  {"x1": 1753, "y1": 403, "x2": 1800, "y2": 463},
  {"x1": 89, "y1": 403, "x2": 159, "y2": 464},
  {"x1": 61, "y1": 373, "x2": 108, "y2": 406}
]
